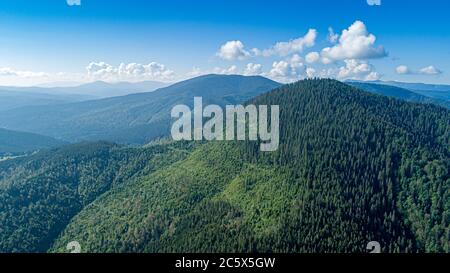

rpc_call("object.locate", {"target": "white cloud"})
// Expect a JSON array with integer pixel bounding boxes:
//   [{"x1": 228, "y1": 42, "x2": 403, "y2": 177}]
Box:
[
  {"x1": 216, "y1": 40, "x2": 250, "y2": 61},
  {"x1": 367, "y1": 0, "x2": 381, "y2": 6},
  {"x1": 186, "y1": 66, "x2": 204, "y2": 77},
  {"x1": 306, "y1": 67, "x2": 316, "y2": 78},
  {"x1": 337, "y1": 59, "x2": 381, "y2": 81},
  {"x1": 0, "y1": 67, "x2": 49, "y2": 78},
  {"x1": 66, "y1": 0, "x2": 81, "y2": 6},
  {"x1": 321, "y1": 21, "x2": 387, "y2": 62},
  {"x1": 243, "y1": 63, "x2": 263, "y2": 76},
  {"x1": 257, "y1": 29, "x2": 317, "y2": 57},
  {"x1": 305, "y1": 52, "x2": 320, "y2": 64},
  {"x1": 213, "y1": 65, "x2": 238, "y2": 75},
  {"x1": 395, "y1": 65, "x2": 442, "y2": 75},
  {"x1": 0, "y1": 67, "x2": 88, "y2": 86},
  {"x1": 396, "y1": 65, "x2": 412, "y2": 75},
  {"x1": 327, "y1": 27, "x2": 339, "y2": 43},
  {"x1": 86, "y1": 61, "x2": 175, "y2": 82},
  {"x1": 267, "y1": 54, "x2": 306, "y2": 82},
  {"x1": 419, "y1": 65, "x2": 442, "y2": 75},
  {"x1": 217, "y1": 29, "x2": 316, "y2": 60}
]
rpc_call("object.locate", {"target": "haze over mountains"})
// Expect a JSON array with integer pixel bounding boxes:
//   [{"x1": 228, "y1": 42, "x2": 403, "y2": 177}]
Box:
[
  {"x1": 347, "y1": 82, "x2": 450, "y2": 109},
  {"x1": 348, "y1": 80, "x2": 450, "y2": 102},
  {"x1": 1, "y1": 75, "x2": 450, "y2": 156},
  {"x1": 1, "y1": 79, "x2": 448, "y2": 253},
  {"x1": 0, "y1": 75, "x2": 281, "y2": 144},
  {"x1": 0, "y1": 80, "x2": 168, "y2": 113}
]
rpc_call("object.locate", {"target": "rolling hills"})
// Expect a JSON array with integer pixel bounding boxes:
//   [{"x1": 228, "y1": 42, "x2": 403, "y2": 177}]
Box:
[{"x1": 0, "y1": 75, "x2": 281, "y2": 144}]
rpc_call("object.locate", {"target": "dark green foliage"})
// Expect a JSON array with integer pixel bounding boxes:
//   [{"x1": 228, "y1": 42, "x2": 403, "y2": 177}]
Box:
[
  {"x1": 0, "y1": 141, "x2": 196, "y2": 252},
  {"x1": 0, "y1": 128, "x2": 66, "y2": 156},
  {"x1": 47, "y1": 80, "x2": 448, "y2": 253}
]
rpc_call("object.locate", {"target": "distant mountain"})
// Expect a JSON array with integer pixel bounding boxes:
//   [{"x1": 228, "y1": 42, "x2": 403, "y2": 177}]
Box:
[
  {"x1": 49, "y1": 80, "x2": 170, "y2": 98},
  {"x1": 354, "y1": 80, "x2": 450, "y2": 102},
  {"x1": 0, "y1": 80, "x2": 169, "y2": 99},
  {"x1": 0, "y1": 89, "x2": 91, "y2": 112},
  {"x1": 347, "y1": 82, "x2": 450, "y2": 108},
  {"x1": 0, "y1": 128, "x2": 66, "y2": 156},
  {"x1": 0, "y1": 75, "x2": 281, "y2": 144}
]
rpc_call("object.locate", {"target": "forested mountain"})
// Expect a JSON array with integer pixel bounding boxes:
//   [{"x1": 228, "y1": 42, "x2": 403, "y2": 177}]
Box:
[
  {"x1": 41, "y1": 79, "x2": 448, "y2": 253},
  {"x1": 1, "y1": 79, "x2": 448, "y2": 253},
  {"x1": 0, "y1": 141, "x2": 196, "y2": 252},
  {"x1": 0, "y1": 128, "x2": 66, "y2": 156},
  {"x1": 347, "y1": 82, "x2": 450, "y2": 108},
  {"x1": 0, "y1": 75, "x2": 281, "y2": 144}
]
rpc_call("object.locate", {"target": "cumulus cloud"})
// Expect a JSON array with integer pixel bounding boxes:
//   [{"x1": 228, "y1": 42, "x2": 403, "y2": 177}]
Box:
[
  {"x1": 321, "y1": 21, "x2": 387, "y2": 62},
  {"x1": 306, "y1": 67, "x2": 316, "y2": 78},
  {"x1": 367, "y1": 0, "x2": 381, "y2": 6},
  {"x1": 186, "y1": 66, "x2": 204, "y2": 77},
  {"x1": 419, "y1": 65, "x2": 442, "y2": 75},
  {"x1": 395, "y1": 65, "x2": 442, "y2": 75},
  {"x1": 327, "y1": 27, "x2": 339, "y2": 43},
  {"x1": 337, "y1": 59, "x2": 381, "y2": 81},
  {"x1": 305, "y1": 52, "x2": 320, "y2": 64},
  {"x1": 86, "y1": 61, "x2": 175, "y2": 82},
  {"x1": 213, "y1": 65, "x2": 239, "y2": 75},
  {"x1": 243, "y1": 63, "x2": 263, "y2": 76},
  {"x1": 256, "y1": 29, "x2": 317, "y2": 57},
  {"x1": 267, "y1": 54, "x2": 306, "y2": 82},
  {"x1": 216, "y1": 40, "x2": 250, "y2": 61},
  {"x1": 396, "y1": 65, "x2": 412, "y2": 75},
  {"x1": 0, "y1": 67, "x2": 48, "y2": 78},
  {"x1": 0, "y1": 67, "x2": 88, "y2": 86},
  {"x1": 217, "y1": 29, "x2": 316, "y2": 61},
  {"x1": 67, "y1": 0, "x2": 81, "y2": 6}
]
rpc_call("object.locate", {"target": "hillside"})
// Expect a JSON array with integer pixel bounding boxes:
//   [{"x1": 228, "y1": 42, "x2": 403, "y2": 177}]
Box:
[
  {"x1": 0, "y1": 75, "x2": 281, "y2": 144},
  {"x1": 0, "y1": 141, "x2": 196, "y2": 252},
  {"x1": 0, "y1": 128, "x2": 66, "y2": 156},
  {"x1": 42, "y1": 79, "x2": 448, "y2": 253}
]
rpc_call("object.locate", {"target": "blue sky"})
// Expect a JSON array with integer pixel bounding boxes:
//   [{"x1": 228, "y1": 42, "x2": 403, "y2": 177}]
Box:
[{"x1": 0, "y1": 0, "x2": 449, "y2": 86}]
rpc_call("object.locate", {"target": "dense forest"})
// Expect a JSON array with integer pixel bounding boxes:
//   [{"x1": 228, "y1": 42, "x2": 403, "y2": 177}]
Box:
[
  {"x1": 0, "y1": 79, "x2": 448, "y2": 253},
  {"x1": 40, "y1": 79, "x2": 448, "y2": 253},
  {"x1": 0, "y1": 141, "x2": 196, "y2": 252}
]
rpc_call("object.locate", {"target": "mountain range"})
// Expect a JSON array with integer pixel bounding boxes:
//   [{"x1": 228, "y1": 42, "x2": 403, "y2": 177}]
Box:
[
  {"x1": 0, "y1": 80, "x2": 168, "y2": 113},
  {"x1": 349, "y1": 80, "x2": 450, "y2": 102},
  {"x1": 0, "y1": 75, "x2": 281, "y2": 144},
  {"x1": 0, "y1": 79, "x2": 448, "y2": 253}
]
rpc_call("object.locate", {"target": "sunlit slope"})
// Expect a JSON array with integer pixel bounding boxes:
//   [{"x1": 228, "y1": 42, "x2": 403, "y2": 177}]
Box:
[{"x1": 52, "y1": 80, "x2": 449, "y2": 253}]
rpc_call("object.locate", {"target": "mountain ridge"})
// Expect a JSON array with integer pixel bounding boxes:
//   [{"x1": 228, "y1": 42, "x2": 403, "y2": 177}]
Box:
[
  {"x1": 44, "y1": 79, "x2": 449, "y2": 253},
  {"x1": 0, "y1": 74, "x2": 281, "y2": 144}
]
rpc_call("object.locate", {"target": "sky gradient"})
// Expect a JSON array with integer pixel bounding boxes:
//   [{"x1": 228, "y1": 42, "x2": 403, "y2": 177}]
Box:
[{"x1": 0, "y1": 0, "x2": 449, "y2": 86}]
